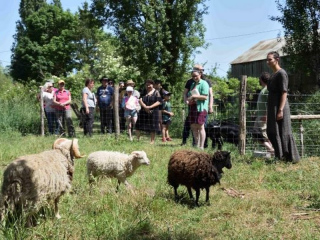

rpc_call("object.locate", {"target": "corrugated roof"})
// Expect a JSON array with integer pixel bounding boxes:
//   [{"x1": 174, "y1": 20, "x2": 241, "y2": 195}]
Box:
[{"x1": 230, "y1": 37, "x2": 286, "y2": 64}]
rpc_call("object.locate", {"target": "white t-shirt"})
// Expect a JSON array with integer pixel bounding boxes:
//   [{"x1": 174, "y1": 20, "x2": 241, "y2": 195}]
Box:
[
  {"x1": 43, "y1": 91, "x2": 55, "y2": 112},
  {"x1": 82, "y1": 87, "x2": 96, "y2": 108}
]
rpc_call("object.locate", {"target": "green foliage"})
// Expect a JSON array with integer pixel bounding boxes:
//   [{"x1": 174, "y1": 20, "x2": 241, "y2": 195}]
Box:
[
  {"x1": 211, "y1": 76, "x2": 261, "y2": 119},
  {"x1": 91, "y1": 0, "x2": 208, "y2": 87},
  {"x1": 11, "y1": 1, "x2": 108, "y2": 85},
  {"x1": 0, "y1": 70, "x2": 40, "y2": 135},
  {"x1": 271, "y1": 0, "x2": 320, "y2": 84},
  {"x1": 11, "y1": 2, "x2": 78, "y2": 83}
]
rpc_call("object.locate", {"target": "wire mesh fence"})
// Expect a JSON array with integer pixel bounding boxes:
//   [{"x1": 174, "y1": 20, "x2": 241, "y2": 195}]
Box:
[{"x1": 38, "y1": 87, "x2": 320, "y2": 158}]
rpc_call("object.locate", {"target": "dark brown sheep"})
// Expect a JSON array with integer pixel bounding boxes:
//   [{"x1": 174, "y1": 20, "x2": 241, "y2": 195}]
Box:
[{"x1": 168, "y1": 150, "x2": 232, "y2": 206}]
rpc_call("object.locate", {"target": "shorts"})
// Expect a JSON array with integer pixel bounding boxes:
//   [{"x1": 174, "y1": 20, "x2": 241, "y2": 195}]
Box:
[
  {"x1": 124, "y1": 109, "x2": 137, "y2": 118},
  {"x1": 188, "y1": 104, "x2": 207, "y2": 125},
  {"x1": 162, "y1": 119, "x2": 172, "y2": 125},
  {"x1": 254, "y1": 117, "x2": 268, "y2": 141}
]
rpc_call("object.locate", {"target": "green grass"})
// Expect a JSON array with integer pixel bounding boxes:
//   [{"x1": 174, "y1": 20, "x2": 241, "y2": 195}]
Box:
[{"x1": 0, "y1": 132, "x2": 320, "y2": 239}]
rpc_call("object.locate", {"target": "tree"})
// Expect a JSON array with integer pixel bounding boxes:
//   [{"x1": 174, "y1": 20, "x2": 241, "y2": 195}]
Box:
[
  {"x1": 11, "y1": 1, "x2": 78, "y2": 83},
  {"x1": 73, "y1": 2, "x2": 108, "y2": 73},
  {"x1": 271, "y1": 0, "x2": 320, "y2": 88},
  {"x1": 90, "y1": 0, "x2": 208, "y2": 86}
]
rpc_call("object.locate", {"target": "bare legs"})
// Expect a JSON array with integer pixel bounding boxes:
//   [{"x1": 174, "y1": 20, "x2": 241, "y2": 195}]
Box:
[
  {"x1": 135, "y1": 130, "x2": 156, "y2": 144},
  {"x1": 126, "y1": 116, "x2": 137, "y2": 141},
  {"x1": 162, "y1": 124, "x2": 171, "y2": 141},
  {"x1": 191, "y1": 123, "x2": 206, "y2": 149}
]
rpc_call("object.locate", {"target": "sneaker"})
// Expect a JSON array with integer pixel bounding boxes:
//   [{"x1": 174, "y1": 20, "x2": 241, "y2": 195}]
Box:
[
  {"x1": 162, "y1": 137, "x2": 167, "y2": 142},
  {"x1": 166, "y1": 137, "x2": 172, "y2": 141}
]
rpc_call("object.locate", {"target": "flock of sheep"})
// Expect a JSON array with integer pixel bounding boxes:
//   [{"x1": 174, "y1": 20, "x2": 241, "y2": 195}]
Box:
[{"x1": 0, "y1": 138, "x2": 232, "y2": 226}]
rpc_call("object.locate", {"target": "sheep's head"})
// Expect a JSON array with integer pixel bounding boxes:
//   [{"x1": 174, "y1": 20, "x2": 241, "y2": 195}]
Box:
[
  {"x1": 52, "y1": 138, "x2": 85, "y2": 159},
  {"x1": 212, "y1": 151, "x2": 232, "y2": 173},
  {"x1": 130, "y1": 151, "x2": 150, "y2": 166}
]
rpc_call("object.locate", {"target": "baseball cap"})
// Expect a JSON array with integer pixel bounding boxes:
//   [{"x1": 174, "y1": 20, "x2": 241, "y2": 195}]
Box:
[{"x1": 126, "y1": 86, "x2": 134, "y2": 92}]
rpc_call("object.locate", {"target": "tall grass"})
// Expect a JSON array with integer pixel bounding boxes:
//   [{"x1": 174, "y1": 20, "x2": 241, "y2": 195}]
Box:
[
  {"x1": 0, "y1": 133, "x2": 320, "y2": 239},
  {"x1": 0, "y1": 100, "x2": 41, "y2": 135}
]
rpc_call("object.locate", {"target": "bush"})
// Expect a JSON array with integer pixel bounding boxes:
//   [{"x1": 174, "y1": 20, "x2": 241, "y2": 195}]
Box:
[{"x1": 0, "y1": 72, "x2": 41, "y2": 135}]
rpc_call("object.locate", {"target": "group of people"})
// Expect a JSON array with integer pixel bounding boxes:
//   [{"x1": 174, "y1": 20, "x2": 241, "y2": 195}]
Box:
[
  {"x1": 181, "y1": 55, "x2": 299, "y2": 163},
  {"x1": 41, "y1": 51, "x2": 300, "y2": 163},
  {"x1": 42, "y1": 77, "x2": 174, "y2": 142},
  {"x1": 42, "y1": 79, "x2": 76, "y2": 138},
  {"x1": 83, "y1": 78, "x2": 175, "y2": 143}
]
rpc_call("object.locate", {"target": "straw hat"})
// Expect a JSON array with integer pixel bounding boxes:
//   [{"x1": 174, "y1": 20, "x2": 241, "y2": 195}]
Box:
[{"x1": 126, "y1": 79, "x2": 135, "y2": 85}]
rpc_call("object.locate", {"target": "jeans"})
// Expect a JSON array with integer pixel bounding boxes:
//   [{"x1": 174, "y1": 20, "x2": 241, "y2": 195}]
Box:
[
  {"x1": 83, "y1": 107, "x2": 95, "y2": 137},
  {"x1": 55, "y1": 109, "x2": 75, "y2": 137},
  {"x1": 100, "y1": 107, "x2": 113, "y2": 134},
  {"x1": 46, "y1": 111, "x2": 56, "y2": 134}
]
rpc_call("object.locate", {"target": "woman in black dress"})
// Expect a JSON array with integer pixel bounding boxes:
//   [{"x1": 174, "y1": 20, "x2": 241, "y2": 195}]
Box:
[
  {"x1": 135, "y1": 79, "x2": 162, "y2": 144},
  {"x1": 266, "y1": 51, "x2": 300, "y2": 163}
]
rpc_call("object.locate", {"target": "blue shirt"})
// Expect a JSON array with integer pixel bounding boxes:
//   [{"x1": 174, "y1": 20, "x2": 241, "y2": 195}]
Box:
[{"x1": 97, "y1": 85, "x2": 114, "y2": 109}]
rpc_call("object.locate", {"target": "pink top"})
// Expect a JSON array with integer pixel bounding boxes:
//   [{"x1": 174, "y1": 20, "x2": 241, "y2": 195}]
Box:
[
  {"x1": 54, "y1": 89, "x2": 71, "y2": 110},
  {"x1": 124, "y1": 96, "x2": 139, "y2": 110}
]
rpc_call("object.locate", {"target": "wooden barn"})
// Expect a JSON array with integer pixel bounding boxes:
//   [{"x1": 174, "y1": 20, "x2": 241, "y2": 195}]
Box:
[{"x1": 230, "y1": 37, "x2": 316, "y2": 92}]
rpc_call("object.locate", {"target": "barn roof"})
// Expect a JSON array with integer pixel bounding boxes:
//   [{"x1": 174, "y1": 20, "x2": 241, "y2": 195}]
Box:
[{"x1": 230, "y1": 37, "x2": 286, "y2": 64}]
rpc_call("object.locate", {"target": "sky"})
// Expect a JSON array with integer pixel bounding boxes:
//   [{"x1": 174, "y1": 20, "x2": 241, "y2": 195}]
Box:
[{"x1": 0, "y1": 0, "x2": 284, "y2": 78}]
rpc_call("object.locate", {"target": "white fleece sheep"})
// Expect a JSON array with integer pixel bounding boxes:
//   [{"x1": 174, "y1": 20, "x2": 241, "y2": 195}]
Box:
[
  {"x1": 0, "y1": 138, "x2": 84, "y2": 223},
  {"x1": 87, "y1": 151, "x2": 150, "y2": 189}
]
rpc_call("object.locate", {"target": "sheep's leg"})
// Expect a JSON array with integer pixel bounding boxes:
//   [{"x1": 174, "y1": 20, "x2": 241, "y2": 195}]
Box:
[
  {"x1": 205, "y1": 187, "x2": 210, "y2": 202},
  {"x1": 173, "y1": 186, "x2": 179, "y2": 201},
  {"x1": 54, "y1": 197, "x2": 61, "y2": 219},
  {"x1": 116, "y1": 180, "x2": 121, "y2": 192},
  {"x1": 187, "y1": 187, "x2": 194, "y2": 199},
  {"x1": 195, "y1": 188, "x2": 200, "y2": 207}
]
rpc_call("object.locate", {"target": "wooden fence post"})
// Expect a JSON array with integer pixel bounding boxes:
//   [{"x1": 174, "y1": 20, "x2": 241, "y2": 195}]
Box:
[
  {"x1": 40, "y1": 86, "x2": 45, "y2": 136},
  {"x1": 299, "y1": 119, "x2": 304, "y2": 157},
  {"x1": 239, "y1": 75, "x2": 247, "y2": 155},
  {"x1": 113, "y1": 84, "x2": 120, "y2": 139}
]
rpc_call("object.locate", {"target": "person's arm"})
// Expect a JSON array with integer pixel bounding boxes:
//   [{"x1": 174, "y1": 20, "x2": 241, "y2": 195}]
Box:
[
  {"x1": 96, "y1": 89, "x2": 99, "y2": 107},
  {"x1": 277, "y1": 91, "x2": 287, "y2": 120},
  {"x1": 183, "y1": 88, "x2": 189, "y2": 104},
  {"x1": 148, "y1": 101, "x2": 161, "y2": 109},
  {"x1": 208, "y1": 87, "x2": 213, "y2": 113},
  {"x1": 62, "y1": 93, "x2": 71, "y2": 106},
  {"x1": 53, "y1": 92, "x2": 60, "y2": 106},
  {"x1": 162, "y1": 109, "x2": 174, "y2": 116},
  {"x1": 188, "y1": 94, "x2": 208, "y2": 101},
  {"x1": 82, "y1": 92, "x2": 89, "y2": 114},
  {"x1": 139, "y1": 98, "x2": 146, "y2": 109}
]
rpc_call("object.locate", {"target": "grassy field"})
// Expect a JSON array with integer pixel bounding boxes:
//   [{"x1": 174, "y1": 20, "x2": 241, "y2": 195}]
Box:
[{"x1": 0, "y1": 132, "x2": 320, "y2": 239}]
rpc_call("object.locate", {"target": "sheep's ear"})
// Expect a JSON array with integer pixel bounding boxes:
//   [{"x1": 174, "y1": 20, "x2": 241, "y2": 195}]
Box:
[
  {"x1": 52, "y1": 138, "x2": 69, "y2": 149},
  {"x1": 131, "y1": 151, "x2": 139, "y2": 157}
]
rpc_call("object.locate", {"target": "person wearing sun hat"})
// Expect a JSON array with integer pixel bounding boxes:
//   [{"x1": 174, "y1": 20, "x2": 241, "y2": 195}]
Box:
[
  {"x1": 42, "y1": 81, "x2": 57, "y2": 134},
  {"x1": 126, "y1": 79, "x2": 140, "y2": 98},
  {"x1": 53, "y1": 79, "x2": 76, "y2": 137},
  {"x1": 121, "y1": 86, "x2": 140, "y2": 141}
]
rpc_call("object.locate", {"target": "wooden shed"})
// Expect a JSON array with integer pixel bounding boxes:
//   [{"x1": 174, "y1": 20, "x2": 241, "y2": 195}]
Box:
[{"x1": 230, "y1": 37, "x2": 316, "y2": 92}]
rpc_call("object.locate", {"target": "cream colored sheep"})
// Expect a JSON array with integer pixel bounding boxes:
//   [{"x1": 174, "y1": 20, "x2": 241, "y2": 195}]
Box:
[
  {"x1": 0, "y1": 138, "x2": 84, "y2": 223},
  {"x1": 87, "y1": 151, "x2": 150, "y2": 189}
]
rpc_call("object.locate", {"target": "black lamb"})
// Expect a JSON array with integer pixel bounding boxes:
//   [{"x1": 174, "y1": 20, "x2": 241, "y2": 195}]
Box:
[{"x1": 167, "y1": 150, "x2": 232, "y2": 206}]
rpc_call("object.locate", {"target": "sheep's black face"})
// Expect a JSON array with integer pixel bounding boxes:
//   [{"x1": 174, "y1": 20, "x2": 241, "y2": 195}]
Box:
[{"x1": 222, "y1": 151, "x2": 232, "y2": 169}]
